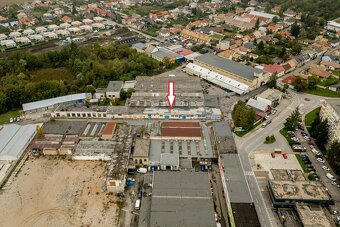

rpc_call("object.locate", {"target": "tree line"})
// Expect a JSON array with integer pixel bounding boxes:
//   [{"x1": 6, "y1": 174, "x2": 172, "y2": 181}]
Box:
[{"x1": 0, "y1": 42, "x2": 163, "y2": 114}]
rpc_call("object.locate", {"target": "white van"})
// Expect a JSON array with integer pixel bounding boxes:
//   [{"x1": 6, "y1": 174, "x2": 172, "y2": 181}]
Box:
[
  {"x1": 135, "y1": 199, "x2": 141, "y2": 210},
  {"x1": 326, "y1": 173, "x2": 336, "y2": 181},
  {"x1": 137, "y1": 168, "x2": 147, "y2": 174}
]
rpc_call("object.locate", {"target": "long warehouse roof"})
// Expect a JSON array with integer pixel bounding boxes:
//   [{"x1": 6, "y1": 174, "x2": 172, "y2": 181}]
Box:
[
  {"x1": 0, "y1": 124, "x2": 36, "y2": 160},
  {"x1": 195, "y1": 53, "x2": 263, "y2": 80},
  {"x1": 22, "y1": 93, "x2": 91, "y2": 112}
]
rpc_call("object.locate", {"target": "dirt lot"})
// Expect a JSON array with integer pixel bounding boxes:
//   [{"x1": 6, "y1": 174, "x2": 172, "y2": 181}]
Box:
[
  {"x1": 0, "y1": 0, "x2": 30, "y2": 7},
  {"x1": 0, "y1": 157, "x2": 120, "y2": 227}
]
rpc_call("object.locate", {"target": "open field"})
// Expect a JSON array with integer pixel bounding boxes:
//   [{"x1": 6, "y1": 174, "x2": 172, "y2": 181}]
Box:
[
  {"x1": 0, "y1": 0, "x2": 31, "y2": 7},
  {"x1": 0, "y1": 157, "x2": 119, "y2": 227},
  {"x1": 0, "y1": 109, "x2": 21, "y2": 125}
]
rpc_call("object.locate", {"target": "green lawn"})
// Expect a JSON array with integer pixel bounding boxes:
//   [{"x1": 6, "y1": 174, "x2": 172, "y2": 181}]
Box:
[
  {"x1": 318, "y1": 76, "x2": 339, "y2": 87},
  {"x1": 295, "y1": 154, "x2": 309, "y2": 173},
  {"x1": 235, "y1": 120, "x2": 263, "y2": 137},
  {"x1": 304, "y1": 107, "x2": 320, "y2": 127},
  {"x1": 280, "y1": 128, "x2": 293, "y2": 145},
  {"x1": 0, "y1": 109, "x2": 21, "y2": 125},
  {"x1": 331, "y1": 70, "x2": 340, "y2": 77},
  {"x1": 307, "y1": 87, "x2": 340, "y2": 97}
]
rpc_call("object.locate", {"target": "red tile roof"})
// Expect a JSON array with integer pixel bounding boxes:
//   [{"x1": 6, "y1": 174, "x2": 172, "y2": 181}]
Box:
[
  {"x1": 161, "y1": 121, "x2": 201, "y2": 137},
  {"x1": 262, "y1": 64, "x2": 285, "y2": 74}
]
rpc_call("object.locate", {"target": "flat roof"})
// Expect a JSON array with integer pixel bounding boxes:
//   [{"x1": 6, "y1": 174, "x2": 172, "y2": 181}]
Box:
[
  {"x1": 161, "y1": 121, "x2": 201, "y2": 137},
  {"x1": 43, "y1": 120, "x2": 88, "y2": 136},
  {"x1": 296, "y1": 205, "x2": 332, "y2": 227},
  {"x1": 271, "y1": 169, "x2": 306, "y2": 181},
  {"x1": 221, "y1": 154, "x2": 253, "y2": 203},
  {"x1": 22, "y1": 93, "x2": 91, "y2": 112},
  {"x1": 81, "y1": 122, "x2": 106, "y2": 137},
  {"x1": 213, "y1": 122, "x2": 237, "y2": 154},
  {"x1": 326, "y1": 99, "x2": 340, "y2": 115},
  {"x1": 133, "y1": 139, "x2": 149, "y2": 157},
  {"x1": 231, "y1": 203, "x2": 261, "y2": 227},
  {"x1": 107, "y1": 81, "x2": 123, "y2": 92},
  {"x1": 102, "y1": 122, "x2": 116, "y2": 135},
  {"x1": 195, "y1": 53, "x2": 263, "y2": 80},
  {"x1": 0, "y1": 124, "x2": 36, "y2": 160},
  {"x1": 213, "y1": 121, "x2": 233, "y2": 137},
  {"x1": 269, "y1": 180, "x2": 331, "y2": 201},
  {"x1": 150, "y1": 171, "x2": 216, "y2": 227}
]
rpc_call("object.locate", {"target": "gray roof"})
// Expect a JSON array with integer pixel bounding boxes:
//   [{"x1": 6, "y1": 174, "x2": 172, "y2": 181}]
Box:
[
  {"x1": 195, "y1": 53, "x2": 263, "y2": 80},
  {"x1": 22, "y1": 93, "x2": 91, "y2": 112},
  {"x1": 213, "y1": 122, "x2": 233, "y2": 137},
  {"x1": 326, "y1": 99, "x2": 340, "y2": 115},
  {"x1": 152, "y1": 47, "x2": 182, "y2": 60},
  {"x1": 160, "y1": 153, "x2": 179, "y2": 166},
  {"x1": 42, "y1": 120, "x2": 88, "y2": 135},
  {"x1": 221, "y1": 154, "x2": 253, "y2": 203},
  {"x1": 132, "y1": 42, "x2": 147, "y2": 50},
  {"x1": 150, "y1": 171, "x2": 216, "y2": 227},
  {"x1": 0, "y1": 124, "x2": 36, "y2": 160},
  {"x1": 107, "y1": 81, "x2": 123, "y2": 92}
]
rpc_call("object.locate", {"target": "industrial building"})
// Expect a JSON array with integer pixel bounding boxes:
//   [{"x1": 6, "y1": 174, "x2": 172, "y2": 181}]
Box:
[
  {"x1": 80, "y1": 122, "x2": 106, "y2": 139},
  {"x1": 212, "y1": 122, "x2": 237, "y2": 154},
  {"x1": 101, "y1": 122, "x2": 116, "y2": 140},
  {"x1": 42, "y1": 120, "x2": 88, "y2": 137},
  {"x1": 129, "y1": 70, "x2": 204, "y2": 109},
  {"x1": 73, "y1": 140, "x2": 115, "y2": 161},
  {"x1": 185, "y1": 53, "x2": 270, "y2": 95},
  {"x1": 150, "y1": 171, "x2": 216, "y2": 227},
  {"x1": 0, "y1": 124, "x2": 36, "y2": 161},
  {"x1": 219, "y1": 154, "x2": 260, "y2": 227},
  {"x1": 161, "y1": 121, "x2": 202, "y2": 139},
  {"x1": 22, "y1": 93, "x2": 91, "y2": 113},
  {"x1": 149, "y1": 125, "x2": 214, "y2": 170}
]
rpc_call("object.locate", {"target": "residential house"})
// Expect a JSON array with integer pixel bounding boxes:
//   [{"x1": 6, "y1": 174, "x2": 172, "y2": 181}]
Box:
[
  {"x1": 0, "y1": 18, "x2": 19, "y2": 27},
  {"x1": 320, "y1": 61, "x2": 340, "y2": 70},
  {"x1": 180, "y1": 29, "x2": 211, "y2": 43},
  {"x1": 159, "y1": 28, "x2": 170, "y2": 38},
  {"x1": 308, "y1": 66, "x2": 330, "y2": 79},
  {"x1": 262, "y1": 64, "x2": 285, "y2": 77},
  {"x1": 247, "y1": 97, "x2": 272, "y2": 113}
]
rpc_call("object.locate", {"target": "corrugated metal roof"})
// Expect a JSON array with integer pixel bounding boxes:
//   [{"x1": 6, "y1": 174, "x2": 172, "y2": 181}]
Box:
[
  {"x1": 0, "y1": 124, "x2": 36, "y2": 160},
  {"x1": 195, "y1": 53, "x2": 263, "y2": 80},
  {"x1": 22, "y1": 93, "x2": 91, "y2": 112}
]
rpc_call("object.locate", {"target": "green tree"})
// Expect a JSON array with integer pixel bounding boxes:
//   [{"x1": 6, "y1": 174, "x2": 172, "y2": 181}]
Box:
[
  {"x1": 291, "y1": 23, "x2": 301, "y2": 37},
  {"x1": 307, "y1": 75, "x2": 319, "y2": 90},
  {"x1": 291, "y1": 42, "x2": 302, "y2": 55},
  {"x1": 232, "y1": 101, "x2": 256, "y2": 129},
  {"x1": 328, "y1": 142, "x2": 340, "y2": 174},
  {"x1": 272, "y1": 16, "x2": 279, "y2": 23},
  {"x1": 294, "y1": 76, "x2": 307, "y2": 92},
  {"x1": 267, "y1": 73, "x2": 277, "y2": 88},
  {"x1": 284, "y1": 107, "x2": 301, "y2": 131},
  {"x1": 310, "y1": 117, "x2": 329, "y2": 148}
]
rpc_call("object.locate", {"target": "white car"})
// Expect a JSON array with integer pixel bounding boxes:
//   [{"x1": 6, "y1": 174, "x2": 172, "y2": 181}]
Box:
[
  {"x1": 331, "y1": 181, "x2": 340, "y2": 188},
  {"x1": 304, "y1": 136, "x2": 310, "y2": 140},
  {"x1": 317, "y1": 158, "x2": 325, "y2": 163},
  {"x1": 322, "y1": 166, "x2": 330, "y2": 171},
  {"x1": 333, "y1": 210, "x2": 339, "y2": 215}
]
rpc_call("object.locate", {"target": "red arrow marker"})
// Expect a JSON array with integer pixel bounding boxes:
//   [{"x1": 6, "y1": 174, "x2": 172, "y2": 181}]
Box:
[{"x1": 166, "y1": 81, "x2": 176, "y2": 109}]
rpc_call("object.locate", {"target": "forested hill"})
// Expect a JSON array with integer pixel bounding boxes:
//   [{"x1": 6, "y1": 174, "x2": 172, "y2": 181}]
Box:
[
  {"x1": 259, "y1": 0, "x2": 340, "y2": 20},
  {"x1": 0, "y1": 42, "x2": 163, "y2": 115}
]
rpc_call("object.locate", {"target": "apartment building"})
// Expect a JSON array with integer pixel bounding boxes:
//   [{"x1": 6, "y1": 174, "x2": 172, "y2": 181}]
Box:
[{"x1": 320, "y1": 99, "x2": 340, "y2": 143}]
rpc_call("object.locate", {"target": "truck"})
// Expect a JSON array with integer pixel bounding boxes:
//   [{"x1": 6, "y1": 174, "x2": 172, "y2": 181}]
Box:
[
  {"x1": 137, "y1": 167, "x2": 147, "y2": 174},
  {"x1": 326, "y1": 173, "x2": 336, "y2": 181}
]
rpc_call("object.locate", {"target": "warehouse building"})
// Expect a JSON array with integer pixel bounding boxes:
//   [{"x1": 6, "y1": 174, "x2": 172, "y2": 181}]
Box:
[
  {"x1": 161, "y1": 121, "x2": 202, "y2": 139},
  {"x1": 0, "y1": 124, "x2": 36, "y2": 161},
  {"x1": 133, "y1": 139, "x2": 150, "y2": 166},
  {"x1": 150, "y1": 171, "x2": 216, "y2": 227},
  {"x1": 22, "y1": 93, "x2": 91, "y2": 113},
  {"x1": 73, "y1": 140, "x2": 115, "y2": 161},
  {"x1": 219, "y1": 154, "x2": 260, "y2": 227},
  {"x1": 80, "y1": 122, "x2": 106, "y2": 139},
  {"x1": 185, "y1": 53, "x2": 270, "y2": 95},
  {"x1": 101, "y1": 122, "x2": 116, "y2": 140},
  {"x1": 149, "y1": 125, "x2": 214, "y2": 170},
  {"x1": 42, "y1": 120, "x2": 88, "y2": 137}
]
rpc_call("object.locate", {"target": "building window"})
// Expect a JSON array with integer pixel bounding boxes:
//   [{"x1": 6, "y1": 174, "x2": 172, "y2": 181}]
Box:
[
  {"x1": 139, "y1": 159, "x2": 142, "y2": 164},
  {"x1": 67, "y1": 113, "x2": 70, "y2": 117},
  {"x1": 144, "y1": 159, "x2": 147, "y2": 162},
  {"x1": 72, "y1": 113, "x2": 76, "y2": 117},
  {"x1": 135, "y1": 159, "x2": 138, "y2": 164}
]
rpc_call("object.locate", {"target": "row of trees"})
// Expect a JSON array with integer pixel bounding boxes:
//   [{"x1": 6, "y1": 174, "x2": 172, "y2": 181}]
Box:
[{"x1": 0, "y1": 42, "x2": 164, "y2": 115}]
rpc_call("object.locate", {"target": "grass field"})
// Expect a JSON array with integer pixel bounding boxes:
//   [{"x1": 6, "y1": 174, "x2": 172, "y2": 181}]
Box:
[
  {"x1": 0, "y1": 109, "x2": 21, "y2": 125},
  {"x1": 318, "y1": 76, "x2": 339, "y2": 87},
  {"x1": 31, "y1": 68, "x2": 74, "y2": 82},
  {"x1": 295, "y1": 154, "x2": 308, "y2": 173},
  {"x1": 307, "y1": 87, "x2": 340, "y2": 97},
  {"x1": 235, "y1": 120, "x2": 263, "y2": 137},
  {"x1": 0, "y1": 0, "x2": 31, "y2": 7},
  {"x1": 304, "y1": 107, "x2": 320, "y2": 128},
  {"x1": 280, "y1": 128, "x2": 293, "y2": 145}
]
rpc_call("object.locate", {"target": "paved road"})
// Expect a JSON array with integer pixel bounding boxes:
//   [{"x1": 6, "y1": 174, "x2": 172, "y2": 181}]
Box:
[{"x1": 233, "y1": 91, "x2": 323, "y2": 227}]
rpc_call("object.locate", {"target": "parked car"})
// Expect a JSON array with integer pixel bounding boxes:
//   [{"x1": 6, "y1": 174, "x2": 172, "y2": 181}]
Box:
[
  {"x1": 304, "y1": 136, "x2": 310, "y2": 141},
  {"x1": 322, "y1": 166, "x2": 330, "y2": 171},
  {"x1": 333, "y1": 210, "x2": 339, "y2": 215},
  {"x1": 317, "y1": 158, "x2": 325, "y2": 163},
  {"x1": 331, "y1": 181, "x2": 340, "y2": 188}
]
